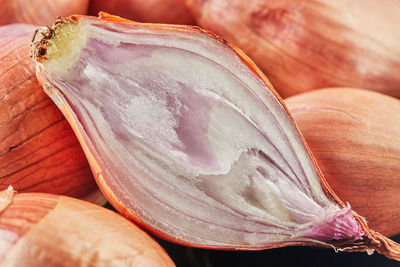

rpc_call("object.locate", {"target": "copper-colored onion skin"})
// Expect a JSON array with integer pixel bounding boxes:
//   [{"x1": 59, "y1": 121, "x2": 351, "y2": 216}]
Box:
[
  {"x1": 88, "y1": 0, "x2": 195, "y2": 24},
  {"x1": 0, "y1": 190, "x2": 175, "y2": 266},
  {"x1": 0, "y1": 0, "x2": 89, "y2": 26},
  {"x1": 285, "y1": 88, "x2": 400, "y2": 237},
  {"x1": 186, "y1": 0, "x2": 400, "y2": 98},
  {"x1": 0, "y1": 24, "x2": 98, "y2": 199}
]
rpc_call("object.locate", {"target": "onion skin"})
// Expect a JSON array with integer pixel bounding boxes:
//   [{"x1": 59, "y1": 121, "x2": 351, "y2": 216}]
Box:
[
  {"x1": 186, "y1": 0, "x2": 400, "y2": 98},
  {"x1": 0, "y1": 24, "x2": 98, "y2": 200},
  {"x1": 0, "y1": 188, "x2": 175, "y2": 266},
  {"x1": 285, "y1": 88, "x2": 400, "y2": 237},
  {"x1": 32, "y1": 14, "x2": 400, "y2": 260},
  {"x1": 88, "y1": 0, "x2": 195, "y2": 24},
  {"x1": 0, "y1": 0, "x2": 89, "y2": 26}
]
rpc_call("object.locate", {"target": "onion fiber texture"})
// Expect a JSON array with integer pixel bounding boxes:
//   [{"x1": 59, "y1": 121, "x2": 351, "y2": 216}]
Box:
[
  {"x1": 285, "y1": 88, "x2": 400, "y2": 237},
  {"x1": 0, "y1": 186, "x2": 175, "y2": 266},
  {"x1": 186, "y1": 0, "x2": 400, "y2": 98},
  {"x1": 0, "y1": 24, "x2": 99, "y2": 200},
  {"x1": 0, "y1": 0, "x2": 89, "y2": 26},
  {"x1": 31, "y1": 13, "x2": 400, "y2": 260}
]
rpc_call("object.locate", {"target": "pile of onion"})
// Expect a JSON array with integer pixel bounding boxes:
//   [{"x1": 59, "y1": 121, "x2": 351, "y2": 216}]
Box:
[
  {"x1": 186, "y1": 0, "x2": 400, "y2": 98},
  {"x1": 0, "y1": 186, "x2": 174, "y2": 266},
  {"x1": 0, "y1": 23, "x2": 99, "y2": 202},
  {"x1": 30, "y1": 13, "x2": 400, "y2": 260},
  {"x1": 285, "y1": 88, "x2": 400, "y2": 237}
]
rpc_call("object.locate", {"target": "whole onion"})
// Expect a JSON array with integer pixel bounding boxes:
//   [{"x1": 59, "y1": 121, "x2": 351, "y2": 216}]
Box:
[
  {"x1": 31, "y1": 13, "x2": 400, "y2": 260},
  {"x1": 0, "y1": 0, "x2": 89, "y2": 26},
  {"x1": 0, "y1": 186, "x2": 175, "y2": 266},
  {"x1": 186, "y1": 0, "x2": 400, "y2": 98},
  {"x1": 0, "y1": 23, "x2": 99, "y2": 201},
  {"x1": 285, "y1": 88, "x2": 400, "y2": 237},
  {"x1": 88, "y1": 0, "x2": 194, "y2": 24}
]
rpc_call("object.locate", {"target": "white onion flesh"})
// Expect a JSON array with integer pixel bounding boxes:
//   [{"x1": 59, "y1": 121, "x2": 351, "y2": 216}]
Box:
[{"x1": 33, "y1": 16, "x2": 364, "y2": 248}]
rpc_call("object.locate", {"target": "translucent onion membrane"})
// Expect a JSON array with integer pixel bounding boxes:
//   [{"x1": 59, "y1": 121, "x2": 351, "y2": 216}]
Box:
[
  {"x1": 186, "y1": 0, "x2": 400, "y2": 98},
  {"x1": 31, "y1": 13, "x2": 400, "y2": 260},
  {"x1": 0, "y1": 187, "x2": 174, "y2": 266}
]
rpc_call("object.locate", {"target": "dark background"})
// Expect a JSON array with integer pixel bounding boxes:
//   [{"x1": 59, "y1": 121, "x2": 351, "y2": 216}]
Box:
[
  {"x1": 105, "y1": 203, "x2": 400, "y2": 267},
  {"x1": 156, "y1": 235, "x2": 400, "y2": 267}
]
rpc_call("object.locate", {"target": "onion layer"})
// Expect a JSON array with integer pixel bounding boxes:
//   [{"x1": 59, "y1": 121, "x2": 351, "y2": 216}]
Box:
[
  {"x1": 0, "y1": 24, "x2": 98, "y2": 200},
  {"x1": 31, "y1": 13, "x2": 400, "y2": 260},
  {"x1": 186, "y1": 0, "x2": 400, "y2": 98},
  {"x1": 0, "y1": 187, "x2": 175, "y2": 266},
  {"x1": 286, "y1": 88, "x2": 400, "y2": 237}
]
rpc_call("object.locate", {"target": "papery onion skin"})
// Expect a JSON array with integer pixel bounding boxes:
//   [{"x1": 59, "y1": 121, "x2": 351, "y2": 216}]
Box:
[
  {"x1": 0, "y1": 24, "x2": 98, "y2": 200},
  {"x1": 31, "y1": 14, "x2": 400, "y2": 261},
  {"x1": 285, "y1": 88, "x2": 400, "y2": 237},
  {"x1": 0, "y1": 0, "x2": 89, "y2": 26},
  {"x1": 88, "y1": 0, "x2": 195, "y2": 24},
  {"x1": 186, "y1": 0, "x2": 400, "y2": 98},
  {"x1": 0, "y1": 188, "x2": 175, "y2": 266}
]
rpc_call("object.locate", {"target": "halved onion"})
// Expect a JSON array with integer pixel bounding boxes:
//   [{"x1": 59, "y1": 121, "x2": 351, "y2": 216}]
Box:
[{"x1": 31, "y1": 13, "x2": 400, "y2": 260}]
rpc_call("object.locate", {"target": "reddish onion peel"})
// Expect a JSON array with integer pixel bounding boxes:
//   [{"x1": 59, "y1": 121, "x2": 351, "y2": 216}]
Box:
[
  {"x1": 0, "y1": 187, "x2": 175, "y2": 266},
  {"x1": 0, "y1": 0, "x2": 89, "y2": 26},
  {"x1": 31, "y1": 13, "x2": 400, "y2": 260},
  {"x1": 88, "y1": 0, "x2": 195, "y2": 25},
  {"x1": 0, "y1": 24, "x2": 99, "y2": 201},
  {"x1": 0, "y1": 186, "x2": 13, "y2": 211},
  {"x1": 186, "y1": 0, "x2": 400, "y2": 98},
  {"x1": 285, "y1": 88, "x2": 400, "y2": 237}
]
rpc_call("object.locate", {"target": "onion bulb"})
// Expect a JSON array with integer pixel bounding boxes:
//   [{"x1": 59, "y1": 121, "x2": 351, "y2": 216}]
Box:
[
  {"x1": 88, "y1": 0, "x2": 194, "y2": 24},
  {"x1": 31, "y1": 13, "x2": 400, "y2": 260},
  {"x1": 285, "y1": 88, "x2": 400, "y2": 237},
  {"x1": 0, "y1": 24, "x2": 99, "y2": 201},
  {"x1": 186, "y1": 0, "x2": 400, "y2": 98},
  {"x1": 0, "y1": 186, "x2": 175, "y2": 266},
  {"x1": 0, "y1": 0, "x2": 89, "y2": 26}
]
